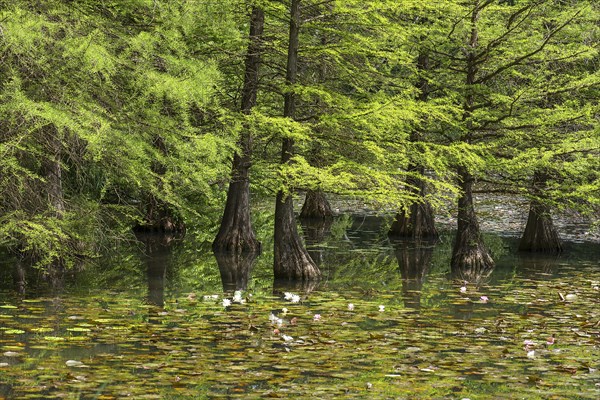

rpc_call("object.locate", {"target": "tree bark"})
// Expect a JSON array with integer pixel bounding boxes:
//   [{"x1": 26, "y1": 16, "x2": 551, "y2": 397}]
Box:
[
  {"x1": 389, "y1": 51, "x2": 437, "y2": 238},
  {"x1": 274, "y1": 0, "x2": 320, "y2": 281},
  {"x1": 519, "y1": 171, "x2": 562, "y2": 253},
  {"x1": 43, "y1": 125, "x2": 65, "y2": 217},
  {"x1": 213, "y1": 7, "x2": 264, "y2": 254},
  {"x1": 136, "y1": 135, "x2": 185, "y2": 233},
  {"x1": 451, "y1": 2, "x2": 495, "y2": 276},
  {"x1": 451, "y1": 167, "x2": 495, "y2": 276},
  {"x1": 389, "y1": 169, "x2": 438, "y2": 238},
  {"x1": 300, "y1": 189, "x2": 333, "y2": 219}
]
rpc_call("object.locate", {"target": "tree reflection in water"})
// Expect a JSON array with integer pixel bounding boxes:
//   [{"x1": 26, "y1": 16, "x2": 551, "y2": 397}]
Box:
[
  {"x1": 393, "y1": 239, "x2": 436, "y2": 310},
  {"x1": 136, "y1": 232, "x2": 179, "y2": 308},
  {"x1": 214, "y1": 251, "x2": 258, "y2": 292},
  {"x1": 300, "y1": 217, "x2": 333, "y2": 267}
]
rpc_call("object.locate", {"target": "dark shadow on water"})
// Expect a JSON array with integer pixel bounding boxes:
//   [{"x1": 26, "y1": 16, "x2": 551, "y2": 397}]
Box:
[
  {"x1": 392, "y1": 239, "x2": 436, "y2": 310},
  {"x1": 517, "y1": 252, "x2": 561, "y2": 278},
  {"x1": 213, "y1": 251, "x2": 259, "y2": 291}
]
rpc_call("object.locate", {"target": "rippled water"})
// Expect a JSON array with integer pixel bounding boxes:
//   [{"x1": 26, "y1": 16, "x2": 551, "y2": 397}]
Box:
[{"x1": 0, "y1": 215, "x2": 598, "y2": 399}]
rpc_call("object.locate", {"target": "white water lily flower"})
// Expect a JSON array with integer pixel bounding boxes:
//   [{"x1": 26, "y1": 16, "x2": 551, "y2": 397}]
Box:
[
  {"x1": 313, "y1": 314, "x2": 322, "y2": 321},
  {"x1": 460, "y1": 286, "x2": 467, "y2": 293},
  {"x1": 348, "y1": 303, "x2": 354, "y2": 311},
  {"x1": 222, "y1": 298, "x2": 231, "y2": 307},
  {"x1": 282, "y1": 334, "x2": 293, "y2": 342},
  {"x1": 284, "y1": 292, "x2": 293, "y2": 300},
  {"x1": 268, "y1": 313, "x2": 277, "y2": 322},
  {"x1": 378, "y1": 305, "x2": 385, "y2": 312},
  {"x1": 290, "y1": 294, "x2": 300, "y2": 303},
  {"x1": 232, "y1": 291, "x2": 244, "y2": 303},
  {"x1": 527, "y1": 350, "x2": 535, "y2": 358},
  {"x1": 281, "y1": 307, "x2": 288, "y2": 315}
]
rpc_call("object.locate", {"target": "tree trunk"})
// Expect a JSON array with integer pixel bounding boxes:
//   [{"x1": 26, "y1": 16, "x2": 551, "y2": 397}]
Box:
[
  {"x1": 300, "y1": 189, "x2": 333, "y2": 219},
  {"x1": 451, "y1": 3, "x2": 494, "y2": 278},
  {"x1": 519, "y1": 172, "x2": 562, "y2": 253},
  {"x1": 451, "y1": 167, "x2": 495, "y2": 275},
  {"x1": 213, "y1": 7, "x2": 264, "y2": 254},
  {"x1": 136, "y1": 135, "x2": 185, "y2": 233},
  {"x1": 389, "y1": 168, "x2": 438, "y2": 238},
  {"x1": 389, "y1": 51, "x2": 437, "y2": 239},
  {"x1": 43, "y1": 125, "x2": 65, "y2": 217},
  {"x1": 274, "y1": 0, "x2": 320, "y2": 281}
]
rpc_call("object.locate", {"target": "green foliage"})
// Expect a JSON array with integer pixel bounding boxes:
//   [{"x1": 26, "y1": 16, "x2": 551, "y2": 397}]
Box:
[{"x1": 0, "y1": 0, "x2": 597, "y2": 269}]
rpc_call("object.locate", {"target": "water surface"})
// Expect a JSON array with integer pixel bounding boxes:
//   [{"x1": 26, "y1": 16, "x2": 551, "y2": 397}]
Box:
[{"x1": 0, "y1": 215, "x2": 598, "y2": 399}]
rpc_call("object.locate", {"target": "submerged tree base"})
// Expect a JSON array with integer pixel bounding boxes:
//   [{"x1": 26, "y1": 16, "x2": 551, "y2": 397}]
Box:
[
  {"x1": 388, "y1": 202, "x2": 438, "y2": 239},
  {"x1": 274, "y1": 193, "x2": 321, "y2": 281},
  {"x1": 300, "y1": 189, "x2": 333, "y2": 220},
  {"x1": 519, "y1": 201, "x2": 562, "y2": 253}
]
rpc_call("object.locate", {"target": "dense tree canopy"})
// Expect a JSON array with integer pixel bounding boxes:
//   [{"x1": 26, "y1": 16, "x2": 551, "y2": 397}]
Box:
[{"x1": 0, "y1": 0, "x2": 598, "y2": 274}]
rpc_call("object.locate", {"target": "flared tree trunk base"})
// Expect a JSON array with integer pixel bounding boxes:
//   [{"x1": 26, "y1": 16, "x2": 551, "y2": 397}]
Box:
[
  {"x1": 274, "y1": 192, "x2": 320, "y2": 281},
  {"x1": 518, "y1": 202, "x2": 562, "y2": 253},
  {"x1": 212, "y1": 179, "x2": 261, "y2": 254},
  {"x1": 389, "y1": 202, "x2": 438, "y2": 239},
  {"x1": 300, "y1": 189, "x2": 333, "y2": 219},
  {"x1": 451, "y1": 169, "x2": 495, "y2": 283},
  {"x1": 451, "y1": 243, "x2": 495, "y2": 285},
  {"x1": 135, "y1": 195, "x2": 185, "y2": 234}
]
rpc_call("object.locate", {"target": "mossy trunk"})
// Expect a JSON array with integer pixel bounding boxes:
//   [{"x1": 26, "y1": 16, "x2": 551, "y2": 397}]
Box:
[
  {"x1": 451, "y1": 168, "x2": 495, "y2": 276},
  {"x1": 212, "y1": 165, "x2": 260, "y2": 253},
  {"x1": 213, "y1": 7, "x2": 264, "y2": 254},
  {"x1": 273, "y1": 0, "x2": 320, "y2": 281},
  {"x1": 300, "y1": 189, "x2": 333, "y2": 219}
]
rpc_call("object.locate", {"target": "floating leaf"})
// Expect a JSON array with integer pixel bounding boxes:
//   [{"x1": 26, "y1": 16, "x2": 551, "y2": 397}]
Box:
[
  {"x1": 43, "y1": 336, "x2": 65, "y2": 342},
  {"x1": 67, "y1": 327, "x2": 92, "y2": 333},
  {"x1": 30, "y1": 327, "x2": 54, "y2": 333},
  {"x1": 4, "y1": 329, "x2": 25, "y2": 334}
]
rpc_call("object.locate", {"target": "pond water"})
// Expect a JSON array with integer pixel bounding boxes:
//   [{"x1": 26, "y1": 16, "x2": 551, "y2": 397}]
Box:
[{"x1": 0, "y1": 214, "x2": 599, "y2": 399}]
